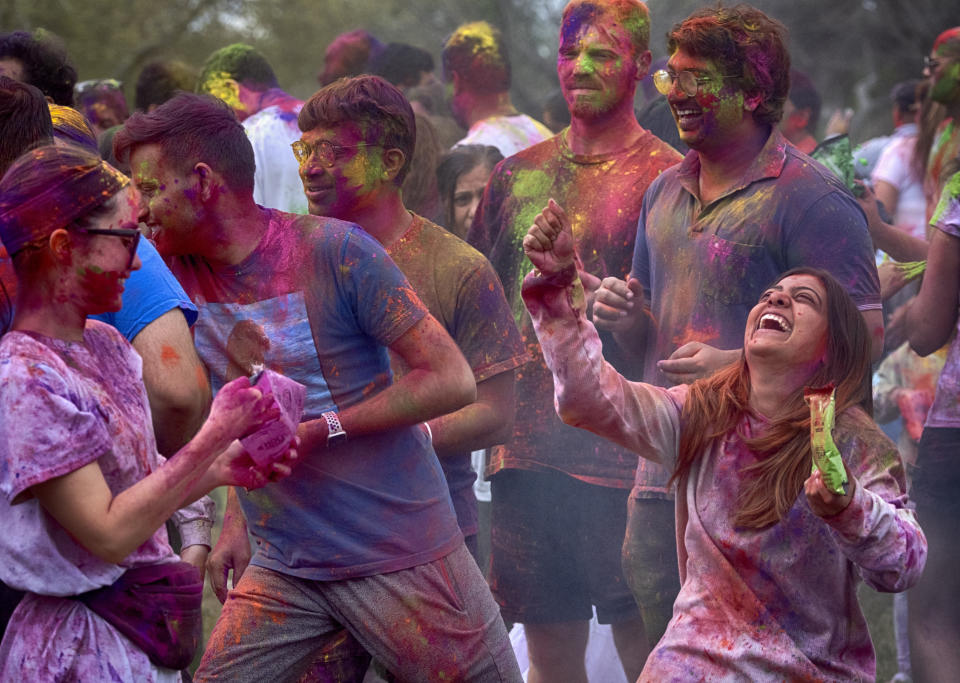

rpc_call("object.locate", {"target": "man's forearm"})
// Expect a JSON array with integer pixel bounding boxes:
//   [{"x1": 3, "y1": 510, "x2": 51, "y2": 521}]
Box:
[{"x1": 428, "y1": 372, "x2": 515, "y2": 457}]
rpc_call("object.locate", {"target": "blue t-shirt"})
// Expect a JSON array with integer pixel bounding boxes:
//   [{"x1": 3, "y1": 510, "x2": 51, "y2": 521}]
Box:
[
  {"x1": 169, "y1": 208, "x2": 462, "y2": 581},
  {"x1": 91, "y1": 238, "x2": 198, "y2": 341}
]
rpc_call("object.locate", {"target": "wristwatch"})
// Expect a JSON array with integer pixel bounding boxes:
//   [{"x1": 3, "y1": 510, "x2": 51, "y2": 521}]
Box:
[{"x1": 322, "y1": 411, "x2": 347, "y2": 446}]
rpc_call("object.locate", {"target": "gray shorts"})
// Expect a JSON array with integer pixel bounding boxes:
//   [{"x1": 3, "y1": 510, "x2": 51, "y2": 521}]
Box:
[{"x1": 194, "y1": 543, "x2": 520, "y2": 683}]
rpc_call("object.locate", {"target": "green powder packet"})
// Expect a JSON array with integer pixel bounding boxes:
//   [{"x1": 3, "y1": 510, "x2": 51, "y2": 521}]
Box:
[
  {"x1": 803, "y1": 385, "x2": 848, "y2": 496},
  {"x1": 811, "y1": 134, "x2": 864, "y2": 197}
]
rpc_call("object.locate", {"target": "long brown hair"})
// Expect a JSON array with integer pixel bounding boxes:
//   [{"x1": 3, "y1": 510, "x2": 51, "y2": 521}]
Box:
[{"x1": 671, "y1": 267, "x2": 872, "y2": 528}]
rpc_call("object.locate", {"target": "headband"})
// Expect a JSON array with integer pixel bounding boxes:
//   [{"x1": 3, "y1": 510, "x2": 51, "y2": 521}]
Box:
[
  {"x1": 934, "y1": 27, "x2": 960, "y2": 53},
  {"x1": 0, "y1": 159, "x2": 129, "y2": 256}
]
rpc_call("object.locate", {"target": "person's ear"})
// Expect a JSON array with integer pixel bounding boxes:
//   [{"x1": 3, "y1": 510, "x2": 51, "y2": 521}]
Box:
[
  {"x1": 194, "y1": 162, "x2": 216, "y2": 201},
  {"x1": 48, "y1": 228, "x2": 73, "y2": 264},
  {"x1": 635, "y1": 49, "x2": 652, "y2": 81},
  {"x1": 381, "y1": 148, "x2": 406, "y2": 182},
  {"x1": 744, "y1": 92, "x2": 764, "y2": 113}
]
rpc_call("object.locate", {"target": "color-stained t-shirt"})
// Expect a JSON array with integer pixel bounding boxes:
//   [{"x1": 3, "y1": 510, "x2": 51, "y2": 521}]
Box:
[
  {"x1": 870, "y1": 124, "x2": 926, "y2": 241},
  {"x1": 0, "y1": 321, "x2": 180, "y2": 681},
  {"x1": 244, "y1": 88, "x2": 308, "y2": 215},
  {"x1": 169, "y1": 208, "x2": 462, "y2": 580},
  {"x1": 633, "y1": 128, "x2": 881, "y2": 387},
  {"x1": 925, "y1": 172, "x2": 960, "y2": 429},
  {"x1": 386, "y1": 214, "x2": 528, "y2": 536},
  {"x1": 468, "y1": 129, "x2": 681, "y2": 489},
  {"x1": 454, "y1": 113, "x2": 553, "y2": 157},
  {"x1": 523, "y1": 266, "x2": 926, "y2": 682}
]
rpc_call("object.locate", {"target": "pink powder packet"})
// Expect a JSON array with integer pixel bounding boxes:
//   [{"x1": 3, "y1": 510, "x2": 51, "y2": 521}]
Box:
[{"x1": 240, "y1": 368, "x2": 306, "y2": 466}]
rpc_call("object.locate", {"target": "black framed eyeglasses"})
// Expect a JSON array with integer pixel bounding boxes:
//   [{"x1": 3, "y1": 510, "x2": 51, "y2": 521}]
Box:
[
  {"x1": 923, "y1": 55, "x2": 941, "y2": 71},
  {"x1": 76, "y1": 227, "x2": 141, "y2": 270},
  {"x1": 653, "y1": 69, "x2": 731, "y2": 98},
  {"x1": 291, "y1": 139, "x2": 378, "y2": 167}
]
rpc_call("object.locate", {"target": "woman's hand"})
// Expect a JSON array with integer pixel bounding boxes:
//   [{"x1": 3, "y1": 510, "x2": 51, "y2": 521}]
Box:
[
  {"x1": 201, "y1": 376, "x2": 280, "y2": 454},
  {"x1": 211, "y1": 437, "x2": 299, "y2": 491},
  {"x1": 523, "y1": 198, "x2": 575, "y2": 275},
  {"x1": 804, "y1": 463, "x2": 856, "y2": 518}
]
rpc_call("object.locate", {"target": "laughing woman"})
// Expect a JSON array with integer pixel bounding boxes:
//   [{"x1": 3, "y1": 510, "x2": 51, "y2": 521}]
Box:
[
  {"x1": 521, "y1": 200, "x2": 926, "y2": 682},
  {"x1": 0, "y1": 144, "x2": 295, "y2": 681}
]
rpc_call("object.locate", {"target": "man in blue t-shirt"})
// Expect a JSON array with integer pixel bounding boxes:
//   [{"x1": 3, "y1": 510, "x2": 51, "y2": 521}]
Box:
[{"x1": 116, "y1": 92, "x2": 521, "y2": 682}]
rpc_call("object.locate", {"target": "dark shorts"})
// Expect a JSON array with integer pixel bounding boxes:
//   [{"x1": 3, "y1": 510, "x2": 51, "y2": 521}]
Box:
[
  {"x1": 489, "y1": 468, "x2": 640, "y2": 625},
  {"x1": 622, "y1": 495, "x2": 680, "y2": 643},
  {"x1": 914, "y1": 427, "x2": 960, "y2": 516}
]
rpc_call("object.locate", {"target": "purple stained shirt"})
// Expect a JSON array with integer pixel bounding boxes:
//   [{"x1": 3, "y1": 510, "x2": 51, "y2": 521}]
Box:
[
  {"x1": 169, "y1": 208, "x2": 463, "y2": 581},
  {"x1": 523, "y1": 266, "x2": 926, "y2": 681},
  {"x1": 632, "y1": 128, "x2": 882, "y2": 389},
  {"x1": 0, "y1": 321, "x2": 180, "y2": 681}
]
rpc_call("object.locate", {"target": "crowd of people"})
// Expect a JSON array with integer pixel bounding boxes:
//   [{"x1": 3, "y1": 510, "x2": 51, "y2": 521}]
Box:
[{"x1": 0, "y1": 1, "x2": 957, "y2": 681}]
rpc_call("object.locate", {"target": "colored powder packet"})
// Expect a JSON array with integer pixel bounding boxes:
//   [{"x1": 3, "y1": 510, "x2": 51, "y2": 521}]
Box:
[
  {"x1": 803, "y1": 384, "x2": 848, "y2": 496},
  {"x1": 893, "y1": 260, "x2": 926, "y2": 280},
  {"x1": 240, "y1": 367, "x2": 307, "y2": 466},
  {"x1": 811, "y1": 134, "x2": 864, "y2": 198}
]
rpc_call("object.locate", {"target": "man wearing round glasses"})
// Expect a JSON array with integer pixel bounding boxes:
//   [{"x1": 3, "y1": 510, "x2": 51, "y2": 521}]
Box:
[
  {"x1": 592, "y1": 9, "x2": 883, "y2": 653},
  {"x1": 595, "y1": 4, "x2": 882, "y2": 386}
]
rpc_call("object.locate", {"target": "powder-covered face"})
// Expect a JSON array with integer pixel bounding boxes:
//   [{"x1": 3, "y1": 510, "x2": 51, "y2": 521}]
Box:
[
  {"x1": 665, "y1": 48, "x2": 747, "y2": 152},
  {"x1": 929, "y1": 52, "x2": 960, "y2": 104},
  {"x1": 130, "y1": 143, "x2": 201, "y2": 258},
  {"x1": 72, "y1": 185, "x2": 143, "y2": 314},
  {"x1": 451, "y1": 162, "x2": 492, "y2": 238},
  {"x1": 298, "y1": 121, "x2": 388, "y2": 221},
  {"x1": 558, "y1": 19, "x2": 638, "y2": 120},
  {"x1": 744, "y1": 273, "x2": 829, "y2": 372}
]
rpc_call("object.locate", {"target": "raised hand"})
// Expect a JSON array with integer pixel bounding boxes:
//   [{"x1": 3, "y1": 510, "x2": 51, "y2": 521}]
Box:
[
  {"x1": 523, "y1": 198, "x2": 575, "y2": 275},
  {"x1": 201, "y1": 376, "x2": 280, "y2": 454}
]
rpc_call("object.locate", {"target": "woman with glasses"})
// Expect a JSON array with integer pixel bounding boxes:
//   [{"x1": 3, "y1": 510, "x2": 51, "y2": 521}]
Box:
[
  {"x1": 914, "y1": 27, "x2": 960, "y2": 220},
  {"x1": 522, "y1": 201, "x2": 925, "y2": 681},
  {"x1": 0, "y1": 143, "x2": 296, "y2": 681}
]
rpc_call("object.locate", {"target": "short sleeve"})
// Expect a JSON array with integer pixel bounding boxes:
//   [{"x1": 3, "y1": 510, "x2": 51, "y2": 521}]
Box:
[
  {"x1": 631, "y1": 193, "x2": 654, "y2": 291},
  {"x1": 931, "y1": 172, "x2": 960, "y2": 238},
  {"x1": 785, "y1": 191, "x2": 882, "y2": 311},
  {"x1": 452, "y1": 262, "x2": 528, "y2": 383},
  {"x1": 337, "y1": 228, "x2": 428, "y2": 347},
  {"x1": 870, "y1": 138, "x2": 911, "y2": 190},
  {"x1": 0, "y1": 353, "x2": 111, "y2": 502}
]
